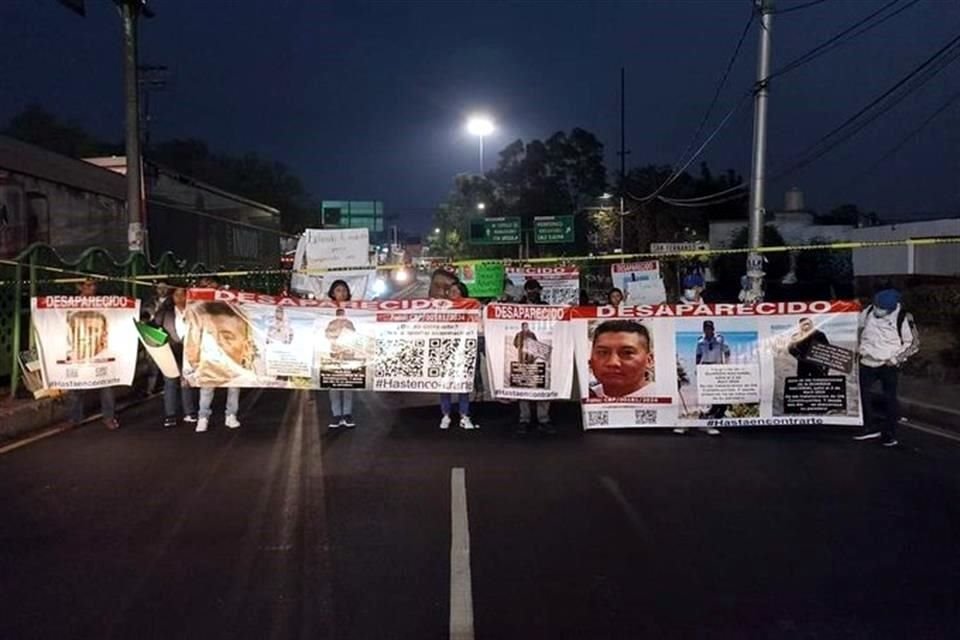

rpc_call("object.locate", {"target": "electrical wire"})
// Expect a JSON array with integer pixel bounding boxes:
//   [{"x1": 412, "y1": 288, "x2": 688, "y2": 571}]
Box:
[
  {"x1": 625, "y1": 7, "x2": 755, "y2": 203},
  {"x1": 847, "y1": 89, "x2": 960, "y2": 186},
  {"x1": 656, "y1": 183, "x2": 747, "y2": 204},
  {"x1": 657, "y1": 192, "x2": 748, "y2": 207},
  {"x1": 767, "y1": 0, "x2": 922, "y2": 82},
  {"x1": 776, "y1": 0, "x2": 832, "y2": 15},
  {"x1": 772, "y1": 31, "x2": 960, "y2": 180}
]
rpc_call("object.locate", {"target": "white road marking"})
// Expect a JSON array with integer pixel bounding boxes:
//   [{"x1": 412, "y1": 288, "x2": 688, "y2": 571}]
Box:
[
  {"x1": 903, "y1": 419, "x2": 960, "y2": 444},
  {"x1": 450, "y1": 467, "x2": 474, "y2": 640}
]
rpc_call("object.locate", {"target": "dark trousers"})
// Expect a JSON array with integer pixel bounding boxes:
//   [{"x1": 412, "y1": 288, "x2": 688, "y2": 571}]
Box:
[{"x1": 859, "y1": 364, "x2": 899, "y2": 441}]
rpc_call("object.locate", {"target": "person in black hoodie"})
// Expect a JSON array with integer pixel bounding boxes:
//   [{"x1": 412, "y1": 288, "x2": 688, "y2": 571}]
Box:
[{"x1": 152, "y1": 286, "x2": 197, "y2": 428}]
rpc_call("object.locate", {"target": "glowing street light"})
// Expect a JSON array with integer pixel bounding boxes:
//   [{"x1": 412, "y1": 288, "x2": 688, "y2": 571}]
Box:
[
  {"x1": 465, "y1": 115, "x2": 495, "y2": 174},
  {"x1": 477, "y1": 202, "x2": 486, "y2": 211}
]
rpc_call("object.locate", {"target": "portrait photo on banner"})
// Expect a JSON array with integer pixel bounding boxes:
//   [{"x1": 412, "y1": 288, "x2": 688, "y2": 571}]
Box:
[
  {"x1": 674, "y1": 317, "x2": 760, "y2": 421},
  {"x1": 585, "y1": 317, "x2": 659, "y2": 400},
  {"x1": 184, "y1": 299, "x2": 263, "y2": 387},
  {"x1": 770, "y1": 313, "x2": 860, "y2": 418}
]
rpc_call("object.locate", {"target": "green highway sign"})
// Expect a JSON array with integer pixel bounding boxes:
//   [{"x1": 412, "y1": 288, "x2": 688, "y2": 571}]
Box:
[
  {"x1": 469, "y1": 217, "x2": 521, "y2": 245},
  {"x1": 534, "y1": 215, "x2": 574, "y2": 244}
]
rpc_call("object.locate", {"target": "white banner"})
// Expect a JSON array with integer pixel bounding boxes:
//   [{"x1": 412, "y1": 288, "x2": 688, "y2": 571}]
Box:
[
  {"x1": 505, "y1": 266, "x2": 579, "y2": 305},
  {"x1": 290, "y1": 228, "x2": 375, "y2": 299},
  {"x1": 573, "y1": 301, "x2": 863, "y2": 429},
  {"x1": 483, "y1": 303, "x2": 574, "y2": 400},
  {"x1": 290, "y1": 268, "x2": 377, "y2": 300},
  {"x1": 182, "y1": 289, "x2": 479, "y2": 393},
  {"x1": 611, "y1": 261, "x2": 666, "y2": 305},
  {"x1": 31, "y1": 295, "x2": 141, "y2": 390}
]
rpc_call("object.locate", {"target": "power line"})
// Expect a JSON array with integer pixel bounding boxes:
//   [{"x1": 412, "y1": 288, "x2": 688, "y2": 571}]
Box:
[
  {"x1": 773, "y1": 31, "x2": 960, "y2": 180},
  {"x1": 848, "y1": 89, "x2": 960, "y2": 186},
  {"x1": 767, "y1": 0, "x2": 922, "y2": 82},
  {"x1": 776, "y1": 0, "x2": 832, "y2": 15},
  {"x1": 657, "y1": 192, "x2": 748, "y2": 208},
  {"x1": 625, "y1": 6, "x2": 756, "y2": 202},
  {"x1": 657, "y1": 183, "x2": 747, "y2": 204}
]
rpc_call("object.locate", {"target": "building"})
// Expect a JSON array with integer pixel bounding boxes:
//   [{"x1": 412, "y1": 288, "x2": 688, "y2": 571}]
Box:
[
  {"x1": 0, "y1": 135, "x2": 285, "y2": 268},
  {"x1": 320, "y1": 200, "x2": 384, "y2": 237},
  {"x1": 709, "y1": 188, "x2": 959, "y2": 280}
]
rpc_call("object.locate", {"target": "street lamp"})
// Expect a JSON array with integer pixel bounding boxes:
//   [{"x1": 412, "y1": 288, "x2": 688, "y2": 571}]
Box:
[
  {"x1": 599, "y1": 193, "x2": 629, "y2": 256},
  {"x1": 466, "y1": 115, "x2": 495, "y2": 174},
  {"x1": 477, "y1": 202, "x2": 486, "y2": 211}
]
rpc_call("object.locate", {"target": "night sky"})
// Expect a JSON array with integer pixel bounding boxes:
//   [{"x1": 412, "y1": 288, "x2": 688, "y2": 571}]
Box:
[{"x1": 2, "y1": 0, "x2": 958, "y2": 232}]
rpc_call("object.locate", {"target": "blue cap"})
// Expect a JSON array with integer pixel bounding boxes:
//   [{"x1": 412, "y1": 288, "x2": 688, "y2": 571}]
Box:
[
  {"x1": 683, "y1": 273, "x2": 705, "y2": 289},
  {"x1": 874, "y1": 288, "x2": 900, "y2": 311}
]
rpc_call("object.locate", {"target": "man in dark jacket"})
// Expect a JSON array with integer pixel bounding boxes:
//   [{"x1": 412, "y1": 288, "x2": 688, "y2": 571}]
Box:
[{"x1": 152, "y1": 287, "x2": 197, "y2": 428}]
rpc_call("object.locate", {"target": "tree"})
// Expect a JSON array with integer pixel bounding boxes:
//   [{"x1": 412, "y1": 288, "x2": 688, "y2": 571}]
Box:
[
  {"x1": 3, "y1": 104, "x2": 119, "y2": 157},
  {"x1": 437, "y1": 128, "x2": 607, "y2": 259},
  {"x1": 711, "y1": 224, "x2": 791, "y2": 292}
]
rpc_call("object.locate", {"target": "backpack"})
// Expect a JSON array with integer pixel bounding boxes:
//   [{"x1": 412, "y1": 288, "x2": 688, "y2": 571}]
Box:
[{"x1": 863, "y1": 304, "x2": 920, "y2": 359}]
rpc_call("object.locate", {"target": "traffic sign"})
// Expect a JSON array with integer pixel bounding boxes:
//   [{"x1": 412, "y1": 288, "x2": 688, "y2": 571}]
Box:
[
  {"x1": 469, "y1": 217, "x2": 521, "y2": 245},
  {"x1": 534, "y1": 215, "x2": 574, "y2": 244}
]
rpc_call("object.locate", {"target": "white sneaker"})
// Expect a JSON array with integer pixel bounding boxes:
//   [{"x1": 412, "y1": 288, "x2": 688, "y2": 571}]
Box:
[
  {"x1": 195, "y1": 417, "x2": 209, "y2": 433},
  {"x1": 460, "y1": 415, "x2": 477, "y2": 430},
  {"x1": 853, "y1": 431, "x2": 882, "y2": 441},
  {"x1": 440, "y1": 415, "x2": 451, "y2": 430},
  {"x1": 183, "y1": 414, "x2": 198, "y2": 424},
  {"x1": 673, "y1": 427, "x2": 688, "y2": 434},
  {"x1": 704, "y1": 427, "x2": 721, "y2": 436},
  {"x1": 225, "y1": 414, "x2": 241, "y2": 429}
]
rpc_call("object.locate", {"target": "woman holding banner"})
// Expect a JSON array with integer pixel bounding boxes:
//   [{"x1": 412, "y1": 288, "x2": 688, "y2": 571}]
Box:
[
  {"x1": 438, "y1": 282, "x2": 478, "y2": 431},
  {"x1": 326, "y1": 280, "x2": 357, "y2": 429}
]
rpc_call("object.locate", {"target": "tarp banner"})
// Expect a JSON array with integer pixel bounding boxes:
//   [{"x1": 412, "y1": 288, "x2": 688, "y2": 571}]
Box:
[
  {"x1": 505, "y1": 266, "x2": 579, "y2": 305},
  {"x1": 181, "y1": 289, "x2": 480, "y2": 393},
  {"x1": 483, "y1": 303, "x2": 574, "y2": 400},
  {"x1": 31, "y1": 295, "x2": 141, "y2": 389},
  {"x1": 571, "y1": 301, "x2": 863, "y2": 429}
]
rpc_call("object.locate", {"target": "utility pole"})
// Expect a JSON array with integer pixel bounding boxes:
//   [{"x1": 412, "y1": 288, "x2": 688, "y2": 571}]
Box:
[
  {"x1": 744, "y1": 0, "x2": 774, "y2": 302},
  {"x1": 618, "y1": 67, "x2": 630, "y2": 258},
  {"x1": 121, "y1": 0, "x2": 144, "y2": 255}
]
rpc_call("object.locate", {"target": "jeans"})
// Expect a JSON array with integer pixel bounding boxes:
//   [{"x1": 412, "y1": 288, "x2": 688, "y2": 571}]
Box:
[
  {"x1": 67, "y1": 387, "x2": 116, "y2": 425},
  {"x1": 329, "y1": 389, "x2": 353, "y2": 417},
  {"x1": 519, "y1": 400, "x2": 550, "y2": 424},
  {"x1": 440, "y1": 393, "x2": 470, "y2": 417},
  {"x1": 164, "y1": 376, "x2": 196, "y2": 418},
  {"x1": 859, "y1": 364, "x2": 899, "y2": 441},
  {"x1": 198, "y1": 387, "x2": 240, "y2": 419}
]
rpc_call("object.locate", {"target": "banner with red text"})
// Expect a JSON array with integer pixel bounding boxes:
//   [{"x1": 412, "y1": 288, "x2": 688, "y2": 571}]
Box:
[
  {"x1": 483, "y1": 303, "x2": 575, "y2": 400},
  {"x1": 505, "y1": 266, "x2": 580, "y2": 305},
  {"x1": 181, "y1": 289, "x2": 480, "y2": 393},
  {"x1": 31, "y1": 295, "x2": 141, "y2": 389},
  {"x1": 572, "y1": 301, "x2": 863, "y2": 429}
]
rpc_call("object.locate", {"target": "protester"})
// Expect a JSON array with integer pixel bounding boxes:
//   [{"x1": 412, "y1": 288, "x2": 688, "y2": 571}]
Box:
[
  {"x1": 438, "y1": 281, "x2": 478, "y2": 430},
  {"x1": 607, "y1": 287, "x2": 624, "y2": 306},
  {"x1": 65, "y1": 278, "x2": 119, "y2": 430},
  {"x1": 326, "y1": 279, "x2": 356, "y2": 429},
  {"x1": 428, "y1": 267, "x2": 457, "y2": 299},
  {"x1": 152, "y1": 286, "x2": 197, "y2": 428},
  {"x1": 144, "y1": 283, "x2": 171, "y2": 394},
  {"x1": 854, "y1": 287, "x2": 918, "y2": 447},
  {"x1": 516, "y1": 279, "x2": 554, "y2": 435},
  {"x1": 674, "y1": 319, "x2": 726, "y2": 436},
  {"x1": 681, "y1": 273, "x2": 705, "y2": 303},
  {"x1": 192, "y1": 277, "x2": 242, "y2": 433}
]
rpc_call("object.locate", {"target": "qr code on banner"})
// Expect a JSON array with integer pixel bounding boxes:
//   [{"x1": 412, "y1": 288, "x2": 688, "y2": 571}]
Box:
[
  {"x1": 426, "y1": 337, "x2": 477, "y2": 378},
  {"x1": 375, "y1": 339, "x2": 426, "y2": 378},
  {"x1": 634, "y1": 409, "x2": 658, "y2": 425},
  {"x1": 587, "y1": 411, "x2": 609, "y2": 427}
]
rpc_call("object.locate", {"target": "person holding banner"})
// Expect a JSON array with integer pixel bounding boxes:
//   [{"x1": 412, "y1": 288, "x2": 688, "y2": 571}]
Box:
[
  {"x1": 439, "y1": 282, "x2": 478, "y2": 430},
  {"x1": 326, "y1": 279, "x2": 357, "y2": 429},
  {"x1": 65, "y1": 278, "x2": 119, "y2": 430},
  {"x1": 152, "y1": 287, "x2": 197, "y2": 429},
  {"x1": 188, "y1": 278, "x2": 248, "y2": 432},
  {"x1": 517, "y1": 279, "x2": 554, "y2": 435}
]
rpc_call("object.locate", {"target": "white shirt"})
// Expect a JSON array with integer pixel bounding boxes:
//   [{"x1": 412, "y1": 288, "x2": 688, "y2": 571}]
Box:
[
  {"x1": 174, "y1": 306, "x2": 188, "y2": 341},
  {"x1": 858, "y1": 305, "x2": 915, "y2": 367}
]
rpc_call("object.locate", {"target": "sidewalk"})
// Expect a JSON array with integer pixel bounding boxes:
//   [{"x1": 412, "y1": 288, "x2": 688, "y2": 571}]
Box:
[{"x1": 896, "y1": 374, "x2": 960, "y2": 432}]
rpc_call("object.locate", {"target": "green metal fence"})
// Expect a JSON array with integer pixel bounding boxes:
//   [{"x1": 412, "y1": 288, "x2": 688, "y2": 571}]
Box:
[{"x1": 0, "y1": 244, "x2": 212, "y2": 399}]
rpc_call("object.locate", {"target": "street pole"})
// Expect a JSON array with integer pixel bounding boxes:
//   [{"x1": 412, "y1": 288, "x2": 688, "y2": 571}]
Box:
[
  {"x1": 744, "y1": 0, "x2": 774, "y2": 303},
  {"x1": 479, "y1": 135, "x2": 485, "y2": 174},
  {"x1": 122, "y1": 1, "x2": 144, "y2": 256},
  {"x1": 619, "y1": 196, "x2": 625, "y2": 257}
]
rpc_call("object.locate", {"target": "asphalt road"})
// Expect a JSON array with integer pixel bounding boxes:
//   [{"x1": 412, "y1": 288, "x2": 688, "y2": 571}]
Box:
[{"x1": 1, "y1": 389, "x2": 959, "y2": 640}]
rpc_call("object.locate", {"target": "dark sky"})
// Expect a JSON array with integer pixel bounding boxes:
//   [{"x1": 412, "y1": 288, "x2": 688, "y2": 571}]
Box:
[{"x1": 2, "y1": 0, "x2": 958, "y2": 232}]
